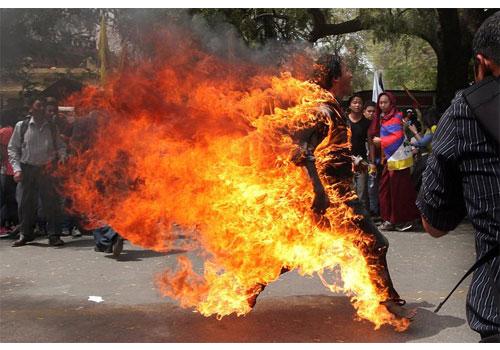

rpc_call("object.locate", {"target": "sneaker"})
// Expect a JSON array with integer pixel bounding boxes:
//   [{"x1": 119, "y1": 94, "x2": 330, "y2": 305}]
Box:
[
  {"x1": 0, "y1": 227, "x2": 11, "y2": 239},
  {"x1": 378, "y1": 221, "x2": 396, "y2": 231},
  {"x1": 12, "y1": 235, "x2": 35, "y2": 247},
  {"x1": 95, "y1": 245, "x2": 113, "y2": 253},
  {"x1": 71, "y1": 229, "x2": 82, "y2": 238},
  {"x1": 396, "y1": 222, "x2": 413, "y2": 232},
  {"x1": 3, "y1": 226, "x2": 20, "y2": 240},
  {"x1": 48, "y1": 236, "x2": 64, "y2": 246},
  {"x1": 61, "y1": 229, "x2": 71, "y2": 236},
  {"x1": 112, "y1": 237, "x2": 124, "y2": 257}
]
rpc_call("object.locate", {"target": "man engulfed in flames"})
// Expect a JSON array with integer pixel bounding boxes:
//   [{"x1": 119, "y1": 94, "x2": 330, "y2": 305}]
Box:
[
  {"x1": 245, "y1": 53, "x2": 416, "y2": 327},
  {"x1": 63, "y1": 30, "x2": 414, "y2": 332}
]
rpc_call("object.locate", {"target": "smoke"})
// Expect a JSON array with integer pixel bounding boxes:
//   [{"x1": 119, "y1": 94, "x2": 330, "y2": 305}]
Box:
[{"x1": 116, "y1": 9, "x2": 316, "y2": 80}]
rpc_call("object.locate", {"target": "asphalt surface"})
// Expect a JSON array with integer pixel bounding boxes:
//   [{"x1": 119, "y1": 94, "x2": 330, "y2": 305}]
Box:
[{"x1": 0, "y1": 223, "x2": 477, "y2": 342}]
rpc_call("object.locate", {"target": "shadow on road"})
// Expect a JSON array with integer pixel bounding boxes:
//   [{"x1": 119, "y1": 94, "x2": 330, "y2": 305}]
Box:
[
  {"x1": 104, "y1": 249, "x2": 186, "y2": 262},
  {"x1": 0, "y1": 294, "x2": 465, "y2": 342}
]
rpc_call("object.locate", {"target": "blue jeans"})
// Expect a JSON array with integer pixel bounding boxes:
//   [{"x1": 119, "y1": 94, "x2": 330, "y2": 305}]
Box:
[
  {"x1": 368, "y1": 163, "x2": 383, "y2": 216},
  {"x1": 93, "y1": 226, "x2": 119, "y2": 252}
]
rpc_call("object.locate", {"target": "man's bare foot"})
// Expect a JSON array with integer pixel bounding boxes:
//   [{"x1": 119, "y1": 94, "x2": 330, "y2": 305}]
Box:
[
  {"x1": 382, "y1": 299, "x2": 417, "y2": 320},
  {"x1": 247, "y1": 283, "x2": 266, "y2": 309}
]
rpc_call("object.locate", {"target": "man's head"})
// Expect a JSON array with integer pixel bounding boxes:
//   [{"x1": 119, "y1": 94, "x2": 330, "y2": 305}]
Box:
[
  {"x1": 30, "y1": 98, "x2": 45, "y2": 117},
  {"x1": 45, "y1": 97, "x2": 59, "y2": 117},
  {"x1": 363, "y1": 101, "x2": 376, "y2": 120},
  {"x1": 348, "y1": 94, "x2": 363, "y2": 114},
  {"x1": 472, "y1": 11, "x2": 500, "y2": 81},
  {"x1": 314, "y1": 53, "x2": 353, "y2": 99}
]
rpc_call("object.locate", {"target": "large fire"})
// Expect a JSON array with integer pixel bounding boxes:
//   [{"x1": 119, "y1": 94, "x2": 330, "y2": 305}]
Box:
[{"x1": 63, "y1": 28, "x2": 408, "y2": 331}]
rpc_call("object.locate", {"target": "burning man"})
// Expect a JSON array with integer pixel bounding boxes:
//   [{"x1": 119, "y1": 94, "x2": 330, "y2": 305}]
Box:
[{"x1": 247, "y1": 53, "x2": 416, "y2": 321}]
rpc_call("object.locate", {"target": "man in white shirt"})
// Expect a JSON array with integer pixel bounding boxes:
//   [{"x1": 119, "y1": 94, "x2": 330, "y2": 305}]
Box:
[{"x1": 8, "y1": 98, "x2": 66, "y2": 247}]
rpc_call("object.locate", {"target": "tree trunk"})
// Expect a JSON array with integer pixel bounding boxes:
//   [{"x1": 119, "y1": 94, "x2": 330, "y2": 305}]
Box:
[
  {"x1": 435, "y1": 49, "x2": 471, "y2": 112},
  {"x1": 435, "y1": 9, "x2": 473, "y2": 112}
]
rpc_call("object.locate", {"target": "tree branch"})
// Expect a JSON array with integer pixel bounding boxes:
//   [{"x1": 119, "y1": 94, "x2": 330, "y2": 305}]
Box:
[{"x1": 308, "y1": 9, "x2": 369, "y2": 42}]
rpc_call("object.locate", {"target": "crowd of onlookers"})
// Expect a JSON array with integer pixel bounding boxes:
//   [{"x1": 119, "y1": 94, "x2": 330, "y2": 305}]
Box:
[
  {"x1": 0, "y1": 97, "x2": 123, "y2": 256},
  {"x1": 345, "y1": 92, "x2": 439, "y2": 232}
]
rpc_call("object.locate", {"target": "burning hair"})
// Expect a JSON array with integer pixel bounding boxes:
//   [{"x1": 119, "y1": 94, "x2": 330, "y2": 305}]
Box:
[{"x1": 313, "y1": 53, "x2": 343, "y2": 90}]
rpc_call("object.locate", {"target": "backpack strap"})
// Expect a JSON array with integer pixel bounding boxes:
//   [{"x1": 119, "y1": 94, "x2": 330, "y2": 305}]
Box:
[
  {"x1": 20, "y1": 118, "x2": 30, "y2": 146},
  {"x1": 463, "y1": 76, "x2": 500, "y2": 147}
]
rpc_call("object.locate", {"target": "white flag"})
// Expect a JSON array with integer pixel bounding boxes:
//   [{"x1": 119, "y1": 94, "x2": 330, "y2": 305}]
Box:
[{"x1": 372, "y1": 70, "x2": 385, "y2": 103}]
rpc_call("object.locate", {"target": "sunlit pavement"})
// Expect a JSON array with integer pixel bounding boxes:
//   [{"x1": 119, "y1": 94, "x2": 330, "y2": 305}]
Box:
[{"x1": 0, "y1": 223, "x2": 477, "y2": 342}]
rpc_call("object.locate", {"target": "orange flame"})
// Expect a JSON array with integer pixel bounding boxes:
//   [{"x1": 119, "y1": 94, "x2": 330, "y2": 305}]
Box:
[{"x1": 63, "y1": 28, "x2": 408, "y2": 331}]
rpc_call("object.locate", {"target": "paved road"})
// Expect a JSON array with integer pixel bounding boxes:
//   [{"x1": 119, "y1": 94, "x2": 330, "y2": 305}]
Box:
[{"x1": 0, "y1": 223, "x2": 477, "y2": 342}]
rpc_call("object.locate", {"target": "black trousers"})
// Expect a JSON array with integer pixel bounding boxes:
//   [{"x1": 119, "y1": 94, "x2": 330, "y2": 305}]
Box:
[
  {"x1": 276, "y1": 197, "x2": 399, "y2": 301},
  {"x1": 346, "y1": 198, "x2": 399, "y2": 300},
  {"x1": 0, "y1": 174, "x2": 18, "y2": 226},
  {"x1": 20, "y1": 163, "x2": 62, "y2": 239}
]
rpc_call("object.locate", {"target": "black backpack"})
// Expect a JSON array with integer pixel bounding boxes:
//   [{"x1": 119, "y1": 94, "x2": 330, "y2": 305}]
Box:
[{"x1": 463, "y1": 75, "x2": 500, "y2": 147}]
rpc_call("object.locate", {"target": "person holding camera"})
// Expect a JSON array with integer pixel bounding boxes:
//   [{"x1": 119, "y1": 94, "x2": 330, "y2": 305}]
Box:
[{"x1": 417, "y1": 12, "x2": 500, "y2": 342}]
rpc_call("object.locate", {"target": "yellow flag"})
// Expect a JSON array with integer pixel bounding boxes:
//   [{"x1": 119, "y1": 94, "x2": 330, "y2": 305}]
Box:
[{"x1": 98, "y1": 15, "x2": 111, "y2": 84}]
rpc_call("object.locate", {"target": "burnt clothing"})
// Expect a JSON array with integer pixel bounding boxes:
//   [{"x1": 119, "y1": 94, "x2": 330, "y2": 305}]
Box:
[
  {"x1": 348, "y1": 116, "x2": 371, "y2": 159},
  {"x1": 292, "y1": 99, "x2": 400, "y2": 300},
  {"x1": 416, "y1": 89, "x2": 500, "y2": 336},
  {"x1": 290, "y1": 101, "x2": 352, "y2": 185}
]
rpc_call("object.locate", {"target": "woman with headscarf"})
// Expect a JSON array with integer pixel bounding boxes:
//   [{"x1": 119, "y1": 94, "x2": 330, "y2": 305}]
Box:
[{"x1": 368, "y1": 92, "x2": 420, "y2": 231}]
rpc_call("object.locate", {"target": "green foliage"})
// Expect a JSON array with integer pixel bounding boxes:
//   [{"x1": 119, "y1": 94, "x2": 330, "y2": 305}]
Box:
[{"x1": 365, "y1": 33, "x2": 437, "y2": 90}]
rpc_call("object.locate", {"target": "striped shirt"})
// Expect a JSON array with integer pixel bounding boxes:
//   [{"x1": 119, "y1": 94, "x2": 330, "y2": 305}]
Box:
[
  {"x1": 416, "y1": 90, "x2": 500, "y2": 336},
  {"x1": 8, "y1": 116, "x2": 66, "y2": 173}
]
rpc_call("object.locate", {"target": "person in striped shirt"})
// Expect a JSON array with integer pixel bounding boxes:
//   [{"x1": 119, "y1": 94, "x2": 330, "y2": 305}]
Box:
[
  {"x1": 417, "y1": 11, "x2": 500, "y2": 343},
  {"x1": 8, "y1": 98, "x2": 67, "y2": 247}
]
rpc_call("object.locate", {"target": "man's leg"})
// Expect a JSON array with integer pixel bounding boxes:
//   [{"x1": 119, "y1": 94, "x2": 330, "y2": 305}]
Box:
[
  {"x1": 353, "y1": 171, "x2": 366, "y2": 209},
  {"x1": 13, "y1": 165, "x2": 38, "y2": 246},
  {"x1": 38, "y1": 170, "x2": 63, "y2": 246},
  {"x1": 368, "y1": 164, "x2": 381, "y2": 216},
  {"x1": 247, "y1": 266, "x2": 289, "y2": 308},
  {"x1": 5, "y1": 175, "x2": 18, "y2": 226},
  {"x1": 347, "y1": 199, "x2": 398, "y2": 296},
  {"x1": 346, "y1": 198, "x2": 416, "y2": 319},
  {"x1": 93, "y1": 226, "x2": 113, "y2": 252},
  {"x1": 357, "y1": 169, "x2": 369, "y2": 210}
]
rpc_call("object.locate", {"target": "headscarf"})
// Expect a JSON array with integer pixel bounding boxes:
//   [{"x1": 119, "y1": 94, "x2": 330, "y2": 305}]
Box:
[{"x1": 369, "y1": 92, "x2": 406, "y2": 159}]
